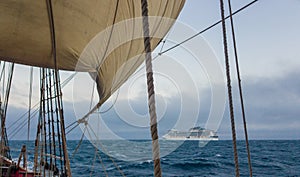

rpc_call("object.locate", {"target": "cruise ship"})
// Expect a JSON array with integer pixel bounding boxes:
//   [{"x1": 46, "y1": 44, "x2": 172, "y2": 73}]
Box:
[{"x1": 162, "y1": 127, "x2": 218, "y2": 141}]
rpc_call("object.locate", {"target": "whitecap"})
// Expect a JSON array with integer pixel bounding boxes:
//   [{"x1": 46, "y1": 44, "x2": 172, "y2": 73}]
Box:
[{"x1": 215, "y1": 154, "x2": 221, "y2": 157}]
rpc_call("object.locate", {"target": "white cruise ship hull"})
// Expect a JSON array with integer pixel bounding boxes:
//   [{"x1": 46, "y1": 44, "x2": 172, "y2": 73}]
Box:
[
  {"x1": 162, "y1": 135, "x2": 218, "y2": 141},
  {"x1": 162, "y1": 127, "x2": 219, "y2": 141}
]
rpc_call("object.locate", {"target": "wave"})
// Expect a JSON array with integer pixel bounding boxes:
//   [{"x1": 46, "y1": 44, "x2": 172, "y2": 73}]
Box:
[{"x1": 171, "y1": 161, "x2": 218, "y2": 169}]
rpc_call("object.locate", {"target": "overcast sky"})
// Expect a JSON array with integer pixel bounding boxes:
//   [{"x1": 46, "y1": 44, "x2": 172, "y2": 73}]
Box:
[
  {"x1": 179, "y1": 0, "x2": 300, "y2": 140},
  {"x1": 5, "y1": 0, "x2": 300, "y2": 140}
]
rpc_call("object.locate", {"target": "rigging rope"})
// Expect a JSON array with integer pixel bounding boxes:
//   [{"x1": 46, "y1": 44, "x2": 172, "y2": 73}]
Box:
[
  {"x1": 45, "y1": 69, "x2": 53, "y2": 169},
  {"x1": 71, "y1": 126, "x2": 87, "y2": 158},
  {"x1": 94, "y1": 148, "x2": 109, "y2": 177},
  {"x1": 141, "y1": 0, "x2": 161, "y2": 176},
  {"x1": 219, "y1": 0, "x2": 240, "y2": 176},
  {"x1": 70, "y1": 79, "x2": 121, "y2": 176},
  {"x1": 53, "y1": 70, "x2": 64, "y2": 173},
  {"x1": 8, "y1": 109, "x2": 38, "y2": 139},
  {"x1": 90, "y1": 146, "x2": 108, "y2": 177},
  {"x1": 0, "y1": 62, "x2": 5, "y2": 83},
  {"x1": 99, "y1": 89, "x2": 120, "y2": 114},
  {"x1": 65, "y1": 87, "x2": 121, "y2": 135},
  {"x1": 2, "y1": 63, "x2": 14, "y2": 122},
  {"x1": 74, "y1": 0, "x2": 259, "y2": 125},
  {"x1": 49, "y1": 69, "x2": 59, "y2": 170},
  {"x1": 7, "y1": 71, "x2": 75, "y2": 133},
  {"x1": 41, "y1": 68, "x2": 48, "y2": 169},
  {"x1": 1, "y1": 63, "x2": 14, "y2": 160},
  {"x1": 125, "y1": 0, "x2": 258, "y2": 89},
  {"x1": 86, "y1": 124, "x2": 125, "y2": 177},
  {"x1": 46, "y1": 0, "x2": 71, "y2": 175},
  {"x1": 227, "y1": 0, "x2": 253, "y2": 176},
  {"x1": 66, "y1": 123, "x2": 79, "y2": 135},
  {"x1": 159, "y1": 0, "x2": 258, "y2": 56}
]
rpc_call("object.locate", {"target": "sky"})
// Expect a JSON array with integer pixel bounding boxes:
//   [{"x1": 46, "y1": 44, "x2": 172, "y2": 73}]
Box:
[
  {"x1": 177, "y1": 0, "x2": 300, "y2": 140},
  {"x1": 3, "y1": 0, "x2": 300, "y2": 140}
]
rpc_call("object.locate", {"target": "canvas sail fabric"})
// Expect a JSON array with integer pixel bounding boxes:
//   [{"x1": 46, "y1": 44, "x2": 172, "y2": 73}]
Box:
[{"x1": 0, "y1": 0, "x2": 185, "y2": 103}]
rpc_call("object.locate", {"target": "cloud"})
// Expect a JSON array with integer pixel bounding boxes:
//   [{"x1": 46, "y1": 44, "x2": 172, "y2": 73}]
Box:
[
  {"x1": 39, "y1": 67, "x2": 300, "y2": 140},
  {"x1": 4, "y1": 63, "x2": 300, "y2": 140},
  {"x1": 218, "y1": 68, "x2": 300, "y2": 140}
]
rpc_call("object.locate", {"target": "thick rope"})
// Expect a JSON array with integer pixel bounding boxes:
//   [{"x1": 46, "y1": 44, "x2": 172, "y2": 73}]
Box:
[
  {"x1": 141, "y1": 0, "x2": 162, "y2": 177},
  {"x1": 219, "y1": 0, "x2": 240, "y2": 176},
  {"x1": 227, "y1": 0, "x2": 253, "y2": 176}
]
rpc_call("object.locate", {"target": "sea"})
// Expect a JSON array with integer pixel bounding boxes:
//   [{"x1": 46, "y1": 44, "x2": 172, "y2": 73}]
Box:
[{"x1": 8, "y1": 140, "x2": 300, "y2": 177}]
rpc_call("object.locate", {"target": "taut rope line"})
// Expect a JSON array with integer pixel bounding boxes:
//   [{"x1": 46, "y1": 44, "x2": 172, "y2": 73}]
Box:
[
  {"x1": 219, "y1": 0, "x2": 240, "y2": 176},
  {"x1": 141, "y1": 0, "x2": 162, "y2": 176},
  {"x1": 227, "y1": 0, "x2": 253, "y2": 176},
  {"x1": 159, "y1": 0, "x2": 258, "y2": 56}
]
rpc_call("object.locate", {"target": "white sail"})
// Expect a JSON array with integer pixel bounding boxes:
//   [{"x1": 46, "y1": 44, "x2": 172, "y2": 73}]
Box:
[{"x1": 0, "y1": 0, "x2": 185, "y2": 103}]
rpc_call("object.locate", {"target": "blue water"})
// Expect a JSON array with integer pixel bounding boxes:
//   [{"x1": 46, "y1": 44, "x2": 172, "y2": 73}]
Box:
[{"x1": 8, "y1": 140, "x2": 300, "y2": 176}]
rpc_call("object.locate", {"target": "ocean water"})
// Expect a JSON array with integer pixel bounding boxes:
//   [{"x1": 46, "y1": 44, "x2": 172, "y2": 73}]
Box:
[{"x1": 8, "y1": 140, "x2": 300, "y2": 176}]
